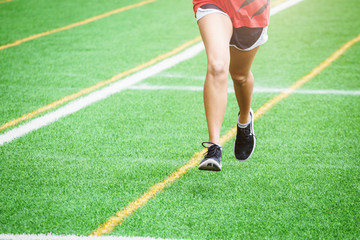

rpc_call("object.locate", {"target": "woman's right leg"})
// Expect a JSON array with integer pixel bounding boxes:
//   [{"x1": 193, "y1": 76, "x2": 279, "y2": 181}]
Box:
[{"x1": 197, "y1": 13, "x2": 233, "y2": 145}]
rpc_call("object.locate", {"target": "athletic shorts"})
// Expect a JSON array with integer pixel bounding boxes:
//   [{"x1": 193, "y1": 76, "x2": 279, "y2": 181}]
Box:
[{"x1": 196, "y1": 4, "x2": 268, "y2": 51}]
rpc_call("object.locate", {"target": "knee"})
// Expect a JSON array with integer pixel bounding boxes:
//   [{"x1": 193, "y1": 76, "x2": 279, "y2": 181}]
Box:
[
  {"x1": 231, "y1": 72, "x2": 250, "y2": 86},
  {"x1": 207, "y1": 60, "x2": 229, "y2": 80}
]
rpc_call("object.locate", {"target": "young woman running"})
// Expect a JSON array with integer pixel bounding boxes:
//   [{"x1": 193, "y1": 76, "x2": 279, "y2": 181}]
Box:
[{"x1": 194, "y1": 0, "x2": 271, "y2": 171}]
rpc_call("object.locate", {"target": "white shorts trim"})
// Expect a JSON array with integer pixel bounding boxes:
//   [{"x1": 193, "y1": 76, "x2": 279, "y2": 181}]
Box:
[
  {"x1": 196, "y1": 7, "x2": 229, "y2": 21},
  {"x1": 195, "y1": 7, "x2": 268, "y2": 51},
  {"x1": 230, "y1": 26, "x2": 268, "y2": 51}
]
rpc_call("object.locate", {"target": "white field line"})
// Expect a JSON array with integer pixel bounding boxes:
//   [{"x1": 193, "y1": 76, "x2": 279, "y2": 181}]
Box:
[
  {"x1": 0, "y1": 0, "x2": 303, "y2": 147},
  {"x1": 0, "y1": 234, "x2": 182, "y2": 240},
  {"x1": 270, "y1": 0, "x2": 304, "y2": 15},
  {"x1": 0, "y1": 0, "x2": 305, "y2": 238},
  {"x1": 157, "y1": 73, "x2": 205, "y2": 81},
  {"x1": 129, "y1": 84, "x2": 360, "y2": 95},
  {"x1": 0, "y1": 43, "x2": 204, "y2": 146}
]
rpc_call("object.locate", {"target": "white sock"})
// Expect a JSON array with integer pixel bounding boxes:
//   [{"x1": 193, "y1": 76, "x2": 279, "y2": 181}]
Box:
[{"x1": 237, "y1": 119, "x2": 250, "y2": 128}]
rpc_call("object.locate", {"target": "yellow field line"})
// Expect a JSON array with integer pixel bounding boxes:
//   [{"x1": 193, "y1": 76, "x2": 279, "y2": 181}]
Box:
[
  {"x1": 0, "y1": 0, "x2": 290, "y2": 131},
  {"x1": 0, "y1": 0, "x2": 12, "y2": 4},
  {"x1": 0, "y1": 0, "x2": 156, "y2": 51},
  {"x1": 0, "y1": 36, "x2": 202, "y2": 132},
  {"x1": 89, "y1": 33, "x2": 360, "y2": 236}
]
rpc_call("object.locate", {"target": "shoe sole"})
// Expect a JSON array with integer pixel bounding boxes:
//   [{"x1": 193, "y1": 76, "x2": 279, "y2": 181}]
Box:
[
  {"x1": 234, "y1": 108, "x2": 256, "y2": 161},
  {"x1": 198, "y1": 158, "x2": 221, "y2": 171}
]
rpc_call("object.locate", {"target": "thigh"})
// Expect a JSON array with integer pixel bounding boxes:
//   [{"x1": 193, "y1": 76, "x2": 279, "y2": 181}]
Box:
[
  {"x1": 197, "y1": 13, "x2": 233, "y2": 64},
  {"x1": 229, "y1": 46, "x2": 259, "y2": 77}
]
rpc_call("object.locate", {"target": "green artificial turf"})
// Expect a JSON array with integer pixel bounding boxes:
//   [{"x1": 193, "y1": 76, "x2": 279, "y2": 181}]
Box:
[
  {"x1": 0, "y1": 0, "x2": 359, "y2": 238},
  {"x1": 0, "y1": 0, "x2": 198, "y2": 126},
  {"x1": 253, "y1": 0, "x2": 360, "y2": 88},
  {"x1": 0, "y1": 89, "x2": 205, "y2": 234},
  {"x1": 113, "y1": 94, "x2": 360, "y2": 239}
]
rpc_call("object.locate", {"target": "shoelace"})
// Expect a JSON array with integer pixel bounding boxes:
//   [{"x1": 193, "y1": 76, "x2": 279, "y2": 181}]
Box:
[{"x1": 202, "y1": 142, "x2": 221, "y2": 158}]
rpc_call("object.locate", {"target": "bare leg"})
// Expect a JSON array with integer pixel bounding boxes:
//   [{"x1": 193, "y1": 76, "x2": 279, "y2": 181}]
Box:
[
  {"x1": 229, "y1": 46, "x2": 259, "y2": 124},
  {"x1": 197, "y1": 13, "x2": 233, "y2": 145}
]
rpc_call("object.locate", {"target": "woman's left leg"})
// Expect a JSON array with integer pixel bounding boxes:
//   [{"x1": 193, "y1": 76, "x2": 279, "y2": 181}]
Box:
[
  {"x1": 230, "y1": 46, "x2": 260, "y2": 161},
  {"x1": 229, "y1": 46, "x2": 259, "y2": 124}
]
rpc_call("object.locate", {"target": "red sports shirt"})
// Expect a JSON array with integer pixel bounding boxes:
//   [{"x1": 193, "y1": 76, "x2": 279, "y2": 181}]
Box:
[{"x1": 193, "y1": 0, "x2": 270, "y2": 28}]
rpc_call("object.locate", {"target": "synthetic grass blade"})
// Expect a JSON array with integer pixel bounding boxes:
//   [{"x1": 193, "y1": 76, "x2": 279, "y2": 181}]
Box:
[
  {"x1": 0, "y1": 0, "x2": 12, "y2": 4},
  {"x1": 0, "y1": 36, "x2": 202, "y2": 134},
  {"x1": 0, "y1": 39, "x2": 204, "y2": 146},
  {"x1": 0, "y1": 233, "x2": 169, "y2": 239},
  {"x1": 90, "y1": 33, "x2": 360, "y2": 236},
  {"x1": 90, "y1": 149, "x2": 207, "y2": 236},
  {"x1": 0, "y1": 0, "x2": 156, "y2": 51}
]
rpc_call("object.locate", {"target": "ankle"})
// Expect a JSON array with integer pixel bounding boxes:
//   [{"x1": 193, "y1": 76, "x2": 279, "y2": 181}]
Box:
[
  {"x1": 206, "y1": 140, "x2": 221, "y2": 147},
  {"x1": 238, "y1": 113, "x2": 251, "y2": 125}
]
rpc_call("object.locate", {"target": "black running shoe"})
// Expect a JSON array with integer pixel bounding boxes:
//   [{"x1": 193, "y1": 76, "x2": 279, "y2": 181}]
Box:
[
  {"x1": 234, "y1": 109, "x2": 256, "y2": 161},
  {"x1": 198, "y1": 142, "x2": 222, "y2": 171}
]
